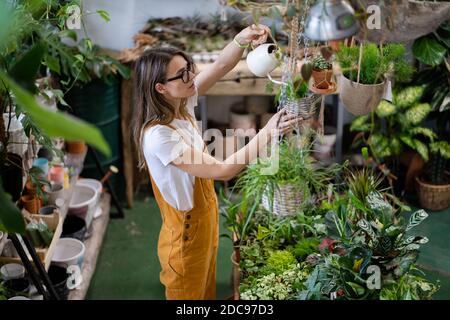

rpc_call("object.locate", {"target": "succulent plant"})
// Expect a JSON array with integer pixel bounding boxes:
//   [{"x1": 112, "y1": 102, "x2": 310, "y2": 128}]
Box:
[{"x1": 312, "y1": 55, "x2": 332, "y2": 71}]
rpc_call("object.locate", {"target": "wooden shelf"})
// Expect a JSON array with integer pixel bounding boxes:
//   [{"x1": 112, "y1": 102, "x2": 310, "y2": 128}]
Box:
[{"x1": 68, "y1": 192, "x2": 111, "y2": 300}]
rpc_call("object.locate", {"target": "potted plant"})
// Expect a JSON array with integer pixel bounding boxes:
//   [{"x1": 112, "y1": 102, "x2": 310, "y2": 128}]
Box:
[
  {"x1": 275, "y1": 75, "x2": 320, "y2": 120},
  {"x1": 336, "y1": 43, "x2": 414, "y2": 115},
  {"x1": 311, "y1": 55, "x2": 335, "y2": 93},
  {"x1": 350, "y1": 86, "x2": 435, "y2": 194},
  {"x1": 416, "y1": 141, "x2": 450, "y2": 211},
  {"x1": 299, "y1": 169, "x2": 439, "y2": 300}
]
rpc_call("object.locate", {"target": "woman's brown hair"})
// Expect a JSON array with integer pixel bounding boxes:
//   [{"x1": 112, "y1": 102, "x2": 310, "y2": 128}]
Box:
[{"x1": 132, "y1": 47, "x2": 195, "y2": 170}]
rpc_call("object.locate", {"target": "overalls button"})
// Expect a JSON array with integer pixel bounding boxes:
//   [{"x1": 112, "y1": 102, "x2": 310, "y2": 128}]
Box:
[
  {"x1": 186, "y1": 215, "x2": 191, "y2": 220},
  {"x1": 183, "y1": 235, "x2": 189, "y2": 241},
  {"x1": 185, "y1": 224, "x2": 190, "y2": 229}
]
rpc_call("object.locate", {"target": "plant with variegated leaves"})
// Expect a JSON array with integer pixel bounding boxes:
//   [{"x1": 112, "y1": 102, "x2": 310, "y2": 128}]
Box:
[
  {"x1": 311, "y1": 167, "x2": 439, "y2": 300},
  {"x1": 350, "y1": 86, "x2": 437, "y2": 162}
]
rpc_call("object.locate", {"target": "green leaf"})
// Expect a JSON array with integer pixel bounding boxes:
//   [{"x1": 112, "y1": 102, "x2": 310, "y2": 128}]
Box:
[
  {"x1": 347, "y1": 282, "x2": 365, "y2": 296},
  {"x1": 413, "y1": 36, "x2": 447, "y2": 67},
  {"x1": 410, "y1": 127, "x2": 436, "y2": 141},
  {"x1": 9, "y1": 42, "x2": 46, "y2": 93},
  {"x1": 399, "y1": 135, "x2": 415, "y2": 150},
  {"x1": 0, "y1": 71, "x2": 111, "y2": 156},
  {"x1": 44, "y1": 54, "x2": 60, "y2": 74},
  {"x1": 59, "y1": 29, "x2": 78, "y2": 41},
  {"x1": 287, "y1": 4, "x2": 297, "y2": 18},
  {"x1": 376, "y1": 100, "x2": 396, "y2": 117},
  {"x1": 430, "y1": 141, "x2": 450, "y2": 159},
  {"x1": 406, "y1": 209, "x2": 428, "y2": 232},
  {"x1": 394, "y1": 86, "x2": 424, "y2": 109},
  {"x1": 271, "y1": 6, "x2": 283, "y2": 21},
  {"x1": 349, "y1": 190, "x2": 369, "y2": 213},
  {"x1": 435, "y1": 27, "x2": 450, "y2": 48},
  {"x1": 404, "y1": 103, "x2": 431, "y2": 125},
  {"x1": 0, "y1": 179, "x2": 25, "y2": 234},
  {"x1": 350, "y1": 115, "x2": 371, "y2": 132},
  {"x1": 361, "y1": 147, "x2": 369, "y2": 161},
  {"x1": 256, "y1": 225, "x2": 271, "y2": 240},
  {"x1": 390, "y1": 137, "x2": 402, "y2": 155},
  {"x1": 251, "y1": 8, "x2": 261, "y2": 25},
  {"x1": 96, "y1": 9, "x2": 110, "y2": 22}
]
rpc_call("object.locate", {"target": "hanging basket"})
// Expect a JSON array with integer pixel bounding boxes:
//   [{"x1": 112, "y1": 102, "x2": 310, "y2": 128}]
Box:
[
  {"x1": 415, "y1": 174, "x2": 450, "y2": 212},
  {"x1": 284, "y1": 94, "x2": 321, "y2": 119},
  {"x1": 339, "y1": 74, "x2": 385, "y2": 116},
  {"x1": 261, "y1": 184, "x2": 303, "y2": 217}
]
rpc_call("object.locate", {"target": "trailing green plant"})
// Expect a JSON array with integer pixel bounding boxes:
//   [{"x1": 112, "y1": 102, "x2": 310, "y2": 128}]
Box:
[
  {"x1": 350, "y1": 86, "x2": 435, "y2": 163},
  {"x1": 335, "y1": 43, "x2": 414, "y2": 85}
]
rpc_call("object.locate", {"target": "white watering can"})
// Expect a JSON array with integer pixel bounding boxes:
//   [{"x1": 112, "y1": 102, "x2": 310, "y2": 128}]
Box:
[{"x1": 246, "y1": 43, "x2": 284, "y2": 84}]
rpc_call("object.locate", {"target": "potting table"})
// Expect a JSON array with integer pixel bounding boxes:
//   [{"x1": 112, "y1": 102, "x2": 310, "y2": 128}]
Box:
[{"x1": 68, "y1": 193, "x2": 110, "y2": 300}]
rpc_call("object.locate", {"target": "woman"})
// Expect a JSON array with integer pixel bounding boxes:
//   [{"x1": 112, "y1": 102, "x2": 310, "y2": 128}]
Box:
[{"x1": 132, "y1": 24, "x2": 302, "y2": 300}]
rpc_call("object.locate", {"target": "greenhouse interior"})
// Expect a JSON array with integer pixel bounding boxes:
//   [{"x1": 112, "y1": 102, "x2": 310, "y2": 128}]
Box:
[{"x1": 0, "y1": 0, "x2": 450, "y2": 303}]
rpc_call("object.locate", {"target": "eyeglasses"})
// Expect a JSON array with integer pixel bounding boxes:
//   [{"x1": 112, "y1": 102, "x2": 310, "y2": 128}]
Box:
[{"x1": 166, "y1": 64, "x2": 194, "y2": 84}]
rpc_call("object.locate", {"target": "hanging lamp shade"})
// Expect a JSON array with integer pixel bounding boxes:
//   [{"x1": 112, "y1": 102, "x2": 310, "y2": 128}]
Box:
[{"x1": 305, "y1": 0, "x2": 359, "y2": 41}]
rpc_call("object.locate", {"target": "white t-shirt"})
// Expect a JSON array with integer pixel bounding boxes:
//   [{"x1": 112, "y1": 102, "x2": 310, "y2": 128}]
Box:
[{"x1": 142, "y1": 91, "x2": 204, "y2": 212}]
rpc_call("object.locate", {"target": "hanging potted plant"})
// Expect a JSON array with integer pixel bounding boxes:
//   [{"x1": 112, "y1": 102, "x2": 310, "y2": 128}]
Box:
[
  {"x1": 336, "y1": 43, "x2": 414, "y2": 115},
  {"x1": 276, "y1": 75, "x2": 320, "y2": 120},
  {"x1": 310, "y1": 55, "x2": 336, "y2": 94}
]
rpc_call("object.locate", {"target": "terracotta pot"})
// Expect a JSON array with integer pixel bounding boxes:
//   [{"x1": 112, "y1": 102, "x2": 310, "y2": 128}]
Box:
[
  {"x1": 312, "y1": 68, "x2": 333, "y2": 89},
  {"x1": 400, "y1": 151, "x2": 425, "y2": 193},
  {"x1": 24, "y1": 180, "x2": 37, "y2": 196},
  {"x1": 230, "y1": 249, "x2": 241, "y2": 301},
  {"x1": 66, "y1": 140, "x2": 86, "y2": 154},
  {"x1": 21, "y1": 194, "x2": 39, "y2": 214},
  {"x1": 329, "y1": 39, "x2": 344, "y2": 52}
]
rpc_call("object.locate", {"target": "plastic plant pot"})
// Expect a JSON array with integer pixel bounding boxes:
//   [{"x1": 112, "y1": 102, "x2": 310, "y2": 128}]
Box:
[
  {"x1": 3, "y1": 277, "x2": 31, "y2": 298},
  {"x1": 1, "y1": 263, "x2": 26, "y2": 280},
  {"x1": 62, "y1": 215, "x2": 87, "y2": 241},
  {"x1": 48, "y1": 264, "x2": 70, "y2": 300},
  {"x1": 52, "y1": 238, "x2": 85, "y2": 269}
]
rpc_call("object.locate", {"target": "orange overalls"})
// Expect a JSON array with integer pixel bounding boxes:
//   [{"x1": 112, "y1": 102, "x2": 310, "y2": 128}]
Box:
[{"x1": 146, "y1": 124, "x2": 219, "y2": 300}]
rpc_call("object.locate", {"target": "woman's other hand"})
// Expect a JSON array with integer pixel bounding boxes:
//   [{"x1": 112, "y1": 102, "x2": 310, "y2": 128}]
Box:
[
  {"x1": 235, "y1": 24, "x2": 271, "y2": 47},
  {"x1": 263, "y1": 109, "x2": 303, "y2": 135}
]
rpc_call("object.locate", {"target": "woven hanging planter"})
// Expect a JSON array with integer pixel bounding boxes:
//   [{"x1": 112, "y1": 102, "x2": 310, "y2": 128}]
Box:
[
  {"x1": 415, "y1": 174, "x2": 450, "y2": 211},
  {"x1": 261, "y1": 184, "x2": 303, "y2": 217},
  {"x1": 284, "y1": 94, "x2": 321, "y2": 119},
  {"x1": 339, "y1": 74, "x2": 386, "y2": 116}
]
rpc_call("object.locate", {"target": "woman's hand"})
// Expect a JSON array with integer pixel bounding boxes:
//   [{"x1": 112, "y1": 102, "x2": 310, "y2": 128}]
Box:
[
  {"x1": 263, "y1": 109, "x2": 303, "y2": 135},
  {"x1": 235, "y1": 24, "x2": 271, "y2": 46}
]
